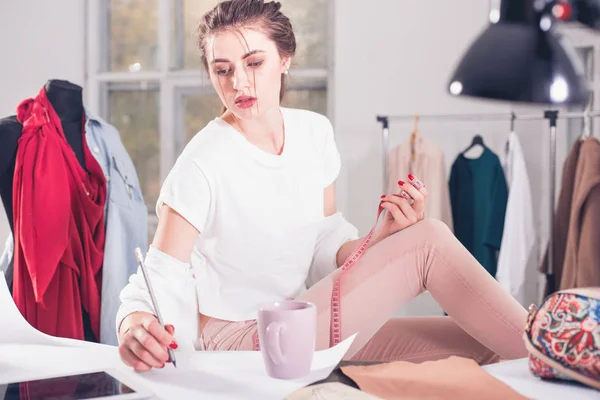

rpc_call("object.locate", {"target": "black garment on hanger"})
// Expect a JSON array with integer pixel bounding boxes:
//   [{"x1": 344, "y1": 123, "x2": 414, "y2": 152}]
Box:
[{"x1": 449, "y1": 147, "x2": 508, "y2": 277}]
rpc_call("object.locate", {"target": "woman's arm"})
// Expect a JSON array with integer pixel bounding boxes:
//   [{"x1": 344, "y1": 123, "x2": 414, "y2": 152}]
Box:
[
  {"x1": 117, "y1": 205, "x2": 199, "y2": 372},
  {"x1": 152, "y1": 205, "x2": 200, "y2": 262},
  {"x1": 119, "y1": 205, "x2": 199, "y2": 338},
  {"x1": 328, "y1": 174, "x2": 428, "y2": 268},
  {"x1": 324, "y1": 183, "x2": 372, "y2": 267}
]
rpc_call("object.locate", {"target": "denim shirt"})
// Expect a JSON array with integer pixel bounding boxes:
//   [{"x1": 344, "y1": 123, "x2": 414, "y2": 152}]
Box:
[{"x1": 0, "y1": 108, "x2": 148, "y2": 346}]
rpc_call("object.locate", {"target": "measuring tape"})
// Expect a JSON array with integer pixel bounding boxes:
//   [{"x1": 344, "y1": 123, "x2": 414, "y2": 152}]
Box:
[
  {"x1": 330, "y1": 204, "x2": 385, "y2": 346},
  {"x1": 251, "y1": 203, "x2": 386, "y2": 351}
]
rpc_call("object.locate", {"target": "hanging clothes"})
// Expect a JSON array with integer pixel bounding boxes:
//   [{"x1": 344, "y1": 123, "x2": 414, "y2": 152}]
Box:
[
  {"x1": 496, "y1": 132, "x2": 535, "y2": 304},
  {"x1": 562, "y1": 137, "x2": 600, "y2": 289},
  {"x1": 11, "y1": 87, "x2": 107, "y2": 341},
  {"x1": 539, "y1": 139, "x2": 582, "y2": 294},
  {"x1": 542, "y1": 137, "x2": 600, "y2": 292},
  {"x1": 449, "y1": 147, "x2": 508, "y2": 276},
  {"x1": 387, "y1": 136, "x2": 453, "y2": 230},
  {"x1": 0, "y1": 107, "x2": 148, "y2": 345}
]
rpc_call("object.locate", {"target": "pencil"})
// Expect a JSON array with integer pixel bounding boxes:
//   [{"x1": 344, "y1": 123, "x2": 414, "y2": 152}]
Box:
[{"x1": 134, "y1": 248, "x2": 177, "y2": 368}]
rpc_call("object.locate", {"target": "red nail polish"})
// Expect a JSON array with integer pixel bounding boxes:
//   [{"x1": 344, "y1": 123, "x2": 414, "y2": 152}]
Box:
[
  {"x1": 408, "y1": 174, "x2": 415, "y2": 181},
  {"x1": 398, "y1": 180, "x2": 405, "y2": 186},
  {"x1": 381, "y1": 195, "x2": 386, "y2": 199},
  {"x1": 169, "y1": 341, "x2": 178, "y2": 350}
]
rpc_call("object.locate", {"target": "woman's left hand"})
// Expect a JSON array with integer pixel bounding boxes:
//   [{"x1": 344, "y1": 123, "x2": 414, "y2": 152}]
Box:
[{"x1": 374, "y1": 174, "x2": 428, "y2": 243}]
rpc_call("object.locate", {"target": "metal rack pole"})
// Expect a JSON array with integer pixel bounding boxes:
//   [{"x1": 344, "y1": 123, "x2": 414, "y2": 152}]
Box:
[
  {"x1": 380, "y1": 110, "x2": 600, "y2": 122},
  {"x1": 544, "y1": 110, "x2": 559, "y2": 292},
  {"x1": 377, "y1": 115, "x2": 390, "y2": 193}
]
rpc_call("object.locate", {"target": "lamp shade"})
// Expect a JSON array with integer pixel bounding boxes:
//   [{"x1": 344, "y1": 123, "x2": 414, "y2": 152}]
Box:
[{"x1": 448, "y1": 11, "x2": 590, "y2": 105}]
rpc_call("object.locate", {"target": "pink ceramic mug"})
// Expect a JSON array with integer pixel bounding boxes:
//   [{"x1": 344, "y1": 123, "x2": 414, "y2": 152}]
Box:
[{"x1": 257, "y1": 300, "x2": 317, "y2": 379}]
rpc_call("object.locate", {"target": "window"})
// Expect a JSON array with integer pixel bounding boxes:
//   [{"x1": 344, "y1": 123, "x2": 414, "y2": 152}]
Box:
[{"x1": 87, "y1": 0, "x2": 332, "y2": 239}]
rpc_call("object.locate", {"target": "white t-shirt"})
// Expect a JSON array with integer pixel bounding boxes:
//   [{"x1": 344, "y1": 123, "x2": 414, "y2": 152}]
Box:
[{"x1": 156, "y1": 107, "x2": 342, "y2": 321}]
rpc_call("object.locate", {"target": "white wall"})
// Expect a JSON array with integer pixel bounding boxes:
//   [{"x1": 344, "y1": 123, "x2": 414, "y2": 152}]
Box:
[
  {"x1": 0, "y1": 0, "x2": 85, "y2": 243},
  {"x1": 332, "y1": 0, "x2": 564, "y2": 316}
]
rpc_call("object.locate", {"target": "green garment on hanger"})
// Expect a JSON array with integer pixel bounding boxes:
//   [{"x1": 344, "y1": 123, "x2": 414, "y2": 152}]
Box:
[{"x1": 449, "y1": 148, "x2": 508, "y2": 277}]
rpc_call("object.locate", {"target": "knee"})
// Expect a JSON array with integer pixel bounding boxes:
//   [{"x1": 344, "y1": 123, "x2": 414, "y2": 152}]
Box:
[
  {"x1": 382, "y1": 218, "x2": 453, "y2": 249},
  {"x1": 413, "y1": 218, "x2": 452, "y2": 239}
]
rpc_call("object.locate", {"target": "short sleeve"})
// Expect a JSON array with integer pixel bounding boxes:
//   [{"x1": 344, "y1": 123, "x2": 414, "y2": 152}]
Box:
[
  {"x1": 156, "y1": 156, "x2": 211, "y2": 233},
  {"x1": 321, "y1": 117, "x2": 341, "y2": 188}
]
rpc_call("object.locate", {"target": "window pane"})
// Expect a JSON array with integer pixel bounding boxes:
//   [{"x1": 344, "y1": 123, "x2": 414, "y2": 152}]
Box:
[
  {"x1": 107, "y1": 86, "x2": 160, "y2": 214},
  {"x1": 182, "y1": 91, "x2": 223, "y2": 146},
  {"x1": 282, "y1": 0, "x2": 329, "y2": 69},
  {"x1": 171, "y1": 0, "x2": 329, "y2": 70},
  {"x1": 282, "y1": 88, "x2": 327, "y2": 116},
  {"x1": 172, "y1": 0, "x2": 221, "y2": 70},
  {"x1": 109, "y1": 0, "x2": 159, "y2": 72}
]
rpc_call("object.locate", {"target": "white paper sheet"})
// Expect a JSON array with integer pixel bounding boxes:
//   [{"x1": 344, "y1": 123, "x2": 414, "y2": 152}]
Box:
[
  {"x1": 0, "y1": 272, "x2": 357, "y2": 399},
  {"x1": 0, "y1": 272, "x2": 100, "y2": 349}
]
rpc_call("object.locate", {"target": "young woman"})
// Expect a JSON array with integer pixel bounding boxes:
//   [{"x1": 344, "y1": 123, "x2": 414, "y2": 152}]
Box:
[{"x1": 117, "y1": 0, "x2": 528, "y2": 372}]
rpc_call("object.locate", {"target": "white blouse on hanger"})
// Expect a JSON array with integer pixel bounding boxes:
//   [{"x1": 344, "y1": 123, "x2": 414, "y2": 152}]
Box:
[{"x1": 496, "y1": 132, "x2": 535, "y2": 304}]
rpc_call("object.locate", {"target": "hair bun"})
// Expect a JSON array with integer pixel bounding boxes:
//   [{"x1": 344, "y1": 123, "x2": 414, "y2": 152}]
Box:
[{"x1": 267, "y1": 1, "x2": 282, "y2": 12}]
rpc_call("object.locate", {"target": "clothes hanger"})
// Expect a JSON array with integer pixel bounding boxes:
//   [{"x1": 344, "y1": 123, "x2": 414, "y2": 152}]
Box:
[
  {"x1": 410, "y1": 115, "x2": 419, "y2": 160},
  {"x1": 510, "y1": 111, "x2": 516, "y2": 132},
  {"x1": 581, "y1": 106, "x2": 591, "y2": 141},
  {"x1": 466, "y1": 134, "x2": 485, "y2": 148},
  {"x1": 463, "y1": 118, "x2": 485, "y2": 154},
  {"x1": 506, "y1": 112, "x2": 516, "y2": 153},
  {"x1": 462, "y1": 135, "x2": 485, "y2": 156}
]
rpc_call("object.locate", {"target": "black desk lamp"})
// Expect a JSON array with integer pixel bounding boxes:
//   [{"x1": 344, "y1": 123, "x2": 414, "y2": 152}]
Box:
[{"x1": 448, "y1": 0, "x2": 591, "y2": 106}]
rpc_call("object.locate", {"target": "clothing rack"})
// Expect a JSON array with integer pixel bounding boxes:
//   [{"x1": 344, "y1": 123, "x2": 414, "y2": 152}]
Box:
[{"x1": 376, "y1": 109, "x2": 600, "y2": 292}]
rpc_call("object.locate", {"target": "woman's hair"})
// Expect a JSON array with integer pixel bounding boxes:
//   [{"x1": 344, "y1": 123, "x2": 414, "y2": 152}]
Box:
[{"x1": 197, "y1": 0, "x2": 296, "y2": 113}]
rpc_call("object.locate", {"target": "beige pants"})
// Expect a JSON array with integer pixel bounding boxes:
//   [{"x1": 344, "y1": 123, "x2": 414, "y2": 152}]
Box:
[{"x1": 200, "y1": 219, "x2": 528, "y2": 364}]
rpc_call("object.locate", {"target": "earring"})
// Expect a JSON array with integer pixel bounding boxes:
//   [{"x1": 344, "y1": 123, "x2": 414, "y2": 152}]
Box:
[{"x1": 283, "y1": 69, "x2": 289, "y2": 75}]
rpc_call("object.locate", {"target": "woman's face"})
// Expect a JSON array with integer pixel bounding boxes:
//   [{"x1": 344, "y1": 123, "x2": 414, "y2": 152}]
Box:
[{"x1": 206, "y1": 27, "x2": 290, "y2": 120}]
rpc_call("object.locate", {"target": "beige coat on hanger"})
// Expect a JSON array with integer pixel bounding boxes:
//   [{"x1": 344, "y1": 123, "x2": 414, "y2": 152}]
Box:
[{"x1": 387, "y1": 135, "x2": 453, "y2": 231}]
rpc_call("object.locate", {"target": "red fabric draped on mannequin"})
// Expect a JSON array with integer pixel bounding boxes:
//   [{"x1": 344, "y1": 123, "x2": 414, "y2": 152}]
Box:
[{"x1": 12, "y1": 87, "x2": 106, "y2": 340}]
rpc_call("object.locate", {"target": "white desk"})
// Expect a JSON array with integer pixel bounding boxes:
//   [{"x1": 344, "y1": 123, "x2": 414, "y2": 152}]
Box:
[{"x1": 2, "y1": 344, "x2": 597, "y2": 400}]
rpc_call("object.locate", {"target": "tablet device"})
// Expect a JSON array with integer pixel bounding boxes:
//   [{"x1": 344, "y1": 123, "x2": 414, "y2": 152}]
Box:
[{"x1": 0, "y1": 369, "x2": 153, "y2": 400}]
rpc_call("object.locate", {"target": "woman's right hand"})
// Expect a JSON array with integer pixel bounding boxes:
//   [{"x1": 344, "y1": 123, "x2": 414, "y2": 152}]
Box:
[{"x1": 118, "y1": 311, "x2": 178, "y2": 372}]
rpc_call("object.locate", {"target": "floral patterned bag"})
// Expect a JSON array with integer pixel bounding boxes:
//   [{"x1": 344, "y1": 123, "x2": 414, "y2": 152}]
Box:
[{"x1": 523, "y1": 288, "x2": 600, "y2": 390}]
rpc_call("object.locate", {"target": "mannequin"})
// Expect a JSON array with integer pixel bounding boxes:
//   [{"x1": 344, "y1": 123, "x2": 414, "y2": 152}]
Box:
[
  {"x1": 0, "y1": 79, "x2": 95, "y2": 341},
  {"x1": 0, "y1": 80, "x2": 87, "y2": 236}
]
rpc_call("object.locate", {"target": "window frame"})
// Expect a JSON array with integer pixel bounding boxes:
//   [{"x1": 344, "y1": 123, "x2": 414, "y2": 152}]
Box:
[{"x1": 560, "y1": 24, "x2": 600, "y2": 139}]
